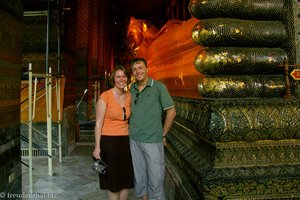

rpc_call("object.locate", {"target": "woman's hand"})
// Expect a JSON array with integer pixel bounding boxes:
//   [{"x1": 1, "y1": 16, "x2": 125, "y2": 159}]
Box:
[{"x1": 92, "y1": 148, "x2": 101, "y2": 160}]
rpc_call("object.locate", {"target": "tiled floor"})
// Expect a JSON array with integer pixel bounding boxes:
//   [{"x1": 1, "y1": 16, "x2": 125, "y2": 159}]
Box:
[{"x1": 22, "y1": 130, "x2": 138, "y2": 200}]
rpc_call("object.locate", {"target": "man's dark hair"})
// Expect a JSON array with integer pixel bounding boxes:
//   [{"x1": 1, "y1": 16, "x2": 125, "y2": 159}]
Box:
[{"x1": 130, "y1": 57, "x2": 147, "y2": 68}]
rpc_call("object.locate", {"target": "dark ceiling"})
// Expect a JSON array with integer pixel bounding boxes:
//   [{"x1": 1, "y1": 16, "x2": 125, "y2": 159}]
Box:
[
  {"x1": 23, "y1": 0, "x2": 170, "y2": 19},
  {"x1": 22, "y1": 0, "x2": 171, "y2": 28},
  {"x1": 113, "y1": 0, "x2": 169, "y2": 16},
  {"x1": 22, "y1": 0, "x2": 172, "y2": 61},
  {"x1": 114, "y1": 0, "x2": 171, "y2": 26}
]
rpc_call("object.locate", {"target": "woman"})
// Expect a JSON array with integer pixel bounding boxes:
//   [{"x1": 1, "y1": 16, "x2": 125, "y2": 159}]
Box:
[{"x1": 92, "y1": 65, "x2": 133, "y2": 200}]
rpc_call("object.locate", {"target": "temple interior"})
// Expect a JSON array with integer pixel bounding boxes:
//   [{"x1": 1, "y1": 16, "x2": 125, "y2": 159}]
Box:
[{"x1": 1, "y1": 0, "x2": 300, "y2": 199}]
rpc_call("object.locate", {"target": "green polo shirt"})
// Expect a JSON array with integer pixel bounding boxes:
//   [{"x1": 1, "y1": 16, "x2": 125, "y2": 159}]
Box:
[{"x1": 129, "y1": 77, "x2": 174, "y2": 143}]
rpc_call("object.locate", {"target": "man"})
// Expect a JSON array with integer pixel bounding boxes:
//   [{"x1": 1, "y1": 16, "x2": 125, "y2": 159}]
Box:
[{"x1": 129, "y1": 58, "x2": 176, "y2": 200}]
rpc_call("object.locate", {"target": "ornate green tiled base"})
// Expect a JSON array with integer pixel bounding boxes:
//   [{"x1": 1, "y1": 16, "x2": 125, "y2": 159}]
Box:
[
  {"x1": 165, "y1": 97, "x2": 300, "y2": 199},
  {"x1": 205, "y1": 178, "x2": 300, "y2": 199}
]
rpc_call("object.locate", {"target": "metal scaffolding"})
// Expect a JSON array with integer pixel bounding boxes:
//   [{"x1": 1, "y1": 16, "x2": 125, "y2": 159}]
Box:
[
  {"x1": 23, "y1": 0, "x2": 66, "y2": 193},
  {"x1": 26, "y1": 63, "x2": 63, "y2": 192}
]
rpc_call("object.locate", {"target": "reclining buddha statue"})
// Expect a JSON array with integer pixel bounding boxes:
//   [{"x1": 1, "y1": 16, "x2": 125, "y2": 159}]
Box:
[{"x1": 127, "y1": 16, "x2": 202, "y2": 99}]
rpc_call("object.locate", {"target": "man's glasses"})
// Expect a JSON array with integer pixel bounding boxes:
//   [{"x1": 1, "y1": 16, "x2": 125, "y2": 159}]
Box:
[
  {"x1": 134, "y1": 93, "x2": 140, "y2": 105},
  {"x1": 122, "y1": 107, "x2": 126, "y2": 121}
]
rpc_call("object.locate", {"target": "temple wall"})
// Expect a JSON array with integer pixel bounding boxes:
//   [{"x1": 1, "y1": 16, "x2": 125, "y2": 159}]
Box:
[{"x1": 0, "y1": 2, "x2": 23, "y2": 197}]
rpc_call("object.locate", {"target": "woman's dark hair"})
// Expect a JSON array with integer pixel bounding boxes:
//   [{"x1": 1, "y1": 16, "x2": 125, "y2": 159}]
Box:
[{"x1": 109, "y1": 65, "x2": 131, "y2": 87}]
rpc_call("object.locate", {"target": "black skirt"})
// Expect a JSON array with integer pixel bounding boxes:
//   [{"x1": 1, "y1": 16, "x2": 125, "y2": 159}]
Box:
[{"x1": 99, "y1": 135, "x2": 134, "y2": 192}]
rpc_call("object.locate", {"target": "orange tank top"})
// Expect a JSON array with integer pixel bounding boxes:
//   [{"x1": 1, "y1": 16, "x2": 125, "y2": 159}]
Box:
[{"x1": 100, "y1": 89, "x2": 131, "y2": 136}]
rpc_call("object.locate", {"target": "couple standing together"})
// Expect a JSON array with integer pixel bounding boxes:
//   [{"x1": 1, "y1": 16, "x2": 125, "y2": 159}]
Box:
[{"x1": 92, "y1": 58, "x2": 176, "y2": 200}]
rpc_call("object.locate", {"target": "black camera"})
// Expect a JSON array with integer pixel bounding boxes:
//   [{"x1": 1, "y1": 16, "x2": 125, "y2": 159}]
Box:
[{"x1": 92, "y1": 157, "x2": 107, "y2": 175}]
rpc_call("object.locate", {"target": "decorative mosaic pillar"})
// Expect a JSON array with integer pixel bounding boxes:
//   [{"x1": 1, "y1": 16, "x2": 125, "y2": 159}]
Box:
[{"x1": 165, "y1": 0, "x2": 300, "y2": 199}]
